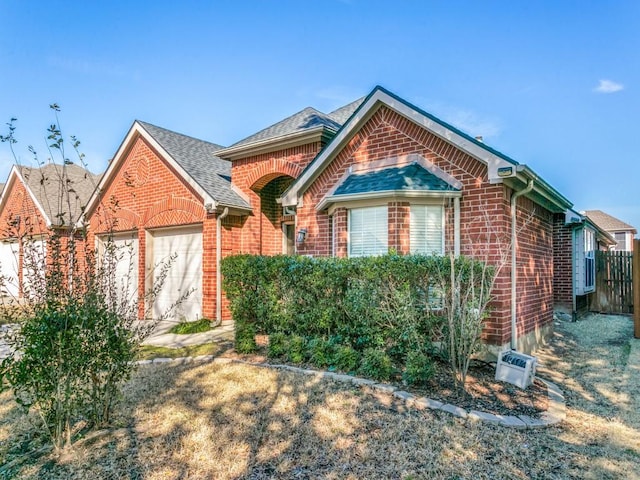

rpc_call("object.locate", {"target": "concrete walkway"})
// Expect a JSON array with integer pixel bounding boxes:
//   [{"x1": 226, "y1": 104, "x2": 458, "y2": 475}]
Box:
[{"x1": 141, "y1": 320, "x2": 235, "y2": 348}]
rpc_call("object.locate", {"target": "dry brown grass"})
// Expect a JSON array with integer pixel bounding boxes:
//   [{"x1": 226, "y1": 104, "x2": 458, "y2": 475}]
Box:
[{"x1": 1, "y1": 314, "x2": 639, "y2": 479}]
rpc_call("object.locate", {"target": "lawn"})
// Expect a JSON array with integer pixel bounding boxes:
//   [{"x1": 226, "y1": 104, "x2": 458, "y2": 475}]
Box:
[{"x1": 1, "y1": 314, "x2": 639, "y2": 479}]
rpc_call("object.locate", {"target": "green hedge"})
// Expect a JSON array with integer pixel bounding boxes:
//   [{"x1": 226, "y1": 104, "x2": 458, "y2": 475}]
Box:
[{"x1": 221, "y1": 253, "x2": 490, "y2": 383}]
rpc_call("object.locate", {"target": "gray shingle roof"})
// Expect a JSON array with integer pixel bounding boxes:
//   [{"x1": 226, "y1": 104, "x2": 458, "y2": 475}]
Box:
[
  {"x1": 333, "y1": 163, "x2": 460, "y2": 197},
  {"x1": 229, "y1": 107, "x2": 341, "y2": 148},
  {"x1": 327, "y1": 97, "x2": 366, "y2": 124},
  {"x1": 19, "y1": 163, "x2": 101, "y2": 227},
  {"x1": 584, "y1": 210, "x2": 637, "y2": 234},
  {"x1": 137, "y1": 121, "x2": 250, "y2": 210}
]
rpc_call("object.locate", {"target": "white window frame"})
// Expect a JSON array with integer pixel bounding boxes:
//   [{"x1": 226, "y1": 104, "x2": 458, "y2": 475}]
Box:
[
  {"x1": 348, "y1": 205, "x2": 388, "y2": 257},
  {"x1": 614, "y1": 232, "x2": 628, "y2": 251},
  {"x1": 410, "y1": 204, "x2": 445, "y2": 255},
  {"x1": 574, "y1": 227, "x2": 596, "y2": 295}
]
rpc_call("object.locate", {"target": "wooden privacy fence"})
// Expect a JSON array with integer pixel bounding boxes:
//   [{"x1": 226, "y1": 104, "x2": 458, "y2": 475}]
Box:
[{"x1": 593, "y1": 249, "x2": 634, "y2": 315}]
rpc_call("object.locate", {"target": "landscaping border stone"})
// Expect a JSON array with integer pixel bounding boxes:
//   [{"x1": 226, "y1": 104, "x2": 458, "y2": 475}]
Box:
[{"x1": 134, "y1": 356, "x2": 566, "y2": 429}]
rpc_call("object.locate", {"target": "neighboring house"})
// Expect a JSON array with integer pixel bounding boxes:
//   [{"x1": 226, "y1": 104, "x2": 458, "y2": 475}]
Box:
[
  {"x1": 0, "y1": 163, "x2": 100, "y2": 299},
  {"x1": 583, "y1": 209, "x2": 636, "y2": 252},
  {"x1": 77, "y1": 85, "x2": 598, "y2": 354},
  {"x1": 553, "y1": 209, "x2": 616, "y2": 318}
]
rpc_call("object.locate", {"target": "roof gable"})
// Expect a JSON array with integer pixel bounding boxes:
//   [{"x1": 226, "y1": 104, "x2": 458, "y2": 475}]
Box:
[
  {"x1": 82, "y1": 121, "x2": 250, "y2": 222},
  {"x1": 137, "y1": 122, "x2": 249, "y2": 210},
  {"x1": 217, "y1": 107, "x2": 341, "y2": 160},
  {"x1": 0, "y1": 163, "x2": 99, "y2": 228},
  {"x1": 281, "y1": 86, "x2": 571, "y2": 213}
]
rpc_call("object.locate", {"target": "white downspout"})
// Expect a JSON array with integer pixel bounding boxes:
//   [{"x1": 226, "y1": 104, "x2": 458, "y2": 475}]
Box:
[
  {"x1": 511, "y1": 180, "x2": 534, "y2": 350},
  {"x1": 216, "y1": 207, "x2": 229, "y2": 327},
  {"x1": 454, "y1": 197, "x2": 460, "y2": 257}
]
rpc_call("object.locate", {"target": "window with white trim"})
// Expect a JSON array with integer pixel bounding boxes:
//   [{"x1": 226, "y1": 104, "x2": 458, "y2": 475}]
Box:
[
  {"x1": 410, "y1": 205, "x2": 444, "y2": 255},
  {"x1": 348, "y1": 206, "x2": 388, "y2": 257},
  {"x1": 614, "y1": 232, "x2": 628, "y2": 251},
  {"x1": 574, "y1": 227, "x2": 595, "y2": 295},
  {"x1": 584, "y1": 228, "x2": 595, "y2": 291}
]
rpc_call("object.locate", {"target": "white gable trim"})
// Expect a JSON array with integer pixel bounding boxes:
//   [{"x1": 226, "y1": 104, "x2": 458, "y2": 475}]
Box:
[
  {"x1": 80, "y1": 121, "x2": 216, "y2": 227},
  {"x1": 280, "y1": 88, "x2": 516, "y2": 208},
  {"x1": 0, "y1": 166, "x2": 53, "y2": 228}
]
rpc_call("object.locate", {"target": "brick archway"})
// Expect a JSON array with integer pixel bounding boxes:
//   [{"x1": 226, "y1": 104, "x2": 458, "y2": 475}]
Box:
[
  {"x1": 247, "y1": 158, "x2": 302, "y2": 192},
  {"x1": 143, "y1": 195, "x2": 204, "y2": 228}
]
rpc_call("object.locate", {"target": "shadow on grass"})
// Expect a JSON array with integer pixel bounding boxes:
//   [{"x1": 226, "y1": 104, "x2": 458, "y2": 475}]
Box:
[{"x1": 4, "y1": 320, "x2": 640, "y2": 479}]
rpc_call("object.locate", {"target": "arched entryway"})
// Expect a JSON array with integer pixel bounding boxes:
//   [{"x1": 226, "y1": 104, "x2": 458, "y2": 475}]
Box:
[{"x1": 251, "y1": 173, "x2": 296, "y2": 256}]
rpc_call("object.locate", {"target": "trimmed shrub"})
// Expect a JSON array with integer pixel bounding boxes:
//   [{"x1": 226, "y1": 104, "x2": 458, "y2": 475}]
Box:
[
  {"x1": 403, "y1": 351, "x2": 436, "y2": 385},
  {"x1": 359, "y1": 348, "x2": 393, "y2": 381},
  {"x1": 268, "y1": 332, "x2": 288, "y2": 358},
  {"x1": 332, "y1": 344, "x2": 360, "y2": 373},
  {"x1": 234, "y1": 321, "x2": 257, "y2": 354},
  {"x1": 307, "y1": 337, "x2": 334, "y2": 367},
  {"x1": 287, "y1": 335, "x2": 307, "y2": 364}
]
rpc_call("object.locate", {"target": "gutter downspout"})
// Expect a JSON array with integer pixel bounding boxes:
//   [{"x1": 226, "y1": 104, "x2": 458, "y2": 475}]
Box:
[
  {"x1": 510, "y1": 180, "x2": 534, "y2": 350},
  {"x1": 216, "y1": 207, "x2": 229, "y2": 327}
]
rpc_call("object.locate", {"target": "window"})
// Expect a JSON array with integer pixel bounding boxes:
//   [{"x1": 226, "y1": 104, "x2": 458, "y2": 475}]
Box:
[
  {"x1": 614, "y1": 232, "x2": 628, "y2": 251},
  {"x1": 410, "y1": 205, "x2": 444, "y2": 255},
  {"x1": 349, "y1": 206, "x2": 388, "y2": 257},
  {"x1": 584, "y1": 228, "x2": 595, "y2": 291},
  {"x1": 574, "y1": 227, "x2": 595, "y2": 295}
]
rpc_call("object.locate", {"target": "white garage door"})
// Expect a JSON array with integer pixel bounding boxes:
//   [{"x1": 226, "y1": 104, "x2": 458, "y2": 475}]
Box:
[
  {"x1": 148, "y1": 226, "x2": 202, "y2": 321},
  {"x1": 99, "y1": 232, "x2": 139, "y2": 313},
  {"x1": 0, "y1": 241, "x2": 19, "y2": 298}
]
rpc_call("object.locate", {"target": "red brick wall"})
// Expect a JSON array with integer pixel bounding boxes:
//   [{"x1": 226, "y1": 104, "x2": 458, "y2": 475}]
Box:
[
  {"x1": 553, "y1": 213, "x2": 573, "y2": 311},
  {"x1": 290, "y1": 106, "x2": 554, "y2": 347},
  {"x1": 229, "y1": 144, "x2": 320, "y2": 254},
  {"x1": 87, "y1": 135, "x2": 216, "y2": 319}
]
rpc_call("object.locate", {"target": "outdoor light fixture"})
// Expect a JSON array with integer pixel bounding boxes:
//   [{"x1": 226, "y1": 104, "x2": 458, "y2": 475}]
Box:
[{"x1": 296, "y1": 228, "x2": 307, "y2": 243}]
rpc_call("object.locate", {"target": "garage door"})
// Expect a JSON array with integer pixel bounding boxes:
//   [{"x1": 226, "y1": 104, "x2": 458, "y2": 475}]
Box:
[
  {"x1": 99, "y1": 232, "x2": 138, "y2": 313},
  {"x1": 0, "y1": 241, "x2": 19, "y2": 298},
  {"x1": 148, "y1": 226, "x2": 202, "y2": 321}
]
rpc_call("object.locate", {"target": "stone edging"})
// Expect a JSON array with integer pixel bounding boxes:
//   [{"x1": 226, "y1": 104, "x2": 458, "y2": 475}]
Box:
[{"x1": 136, "y1": 355, "x2": 566, "y2": 429}]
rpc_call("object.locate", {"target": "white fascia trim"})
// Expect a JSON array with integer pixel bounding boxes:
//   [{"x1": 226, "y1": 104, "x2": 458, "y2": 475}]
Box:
[
  {"x1": 10, "y1": 166, "x2": 54, "y2": 228},
  {"x1": 318, "y1": 189, "x2": 461, "y2": 212},
  {"x1": 282, "y1": 89, "x2": 516, "y2": 207},
  {"x1": 217, "y1": 126, "x2": 334, "y2": 160},
  {"x1": 79, "y1": 122, "x2": 216, "y2": 228},
  {"x1": 0, "y1": 167, "x2": 19, "y2": 220},
  {"x1": 514, "y1": 165, "x2": 572, "y2": 211}
]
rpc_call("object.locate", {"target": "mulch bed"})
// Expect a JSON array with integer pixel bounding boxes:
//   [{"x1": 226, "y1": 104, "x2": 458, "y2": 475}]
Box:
[
  {"x1": 409, "y1": 361, "x2": 548, "y2": 417},
  {"x1": 230, "y1": 337, "x2": 549, "y2": 419}
]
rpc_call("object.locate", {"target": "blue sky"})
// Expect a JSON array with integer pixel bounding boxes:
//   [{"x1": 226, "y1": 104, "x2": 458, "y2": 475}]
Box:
[{"x1": 1, "y1": 1, "x2": 638, "y2": 233}]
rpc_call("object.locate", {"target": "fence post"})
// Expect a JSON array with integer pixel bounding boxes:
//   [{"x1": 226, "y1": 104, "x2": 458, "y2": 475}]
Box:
[{"x1": 634, "y1": 239, "x2": 640, "y2": 338}]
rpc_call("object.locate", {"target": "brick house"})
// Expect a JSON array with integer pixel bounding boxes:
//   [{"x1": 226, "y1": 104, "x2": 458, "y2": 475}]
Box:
[
  {"x1": 0, "y1": 163, "x2": 99, "y2": 299},
  {"x1": 80, "y1": 85, "x2": 595, "y2": 353}
]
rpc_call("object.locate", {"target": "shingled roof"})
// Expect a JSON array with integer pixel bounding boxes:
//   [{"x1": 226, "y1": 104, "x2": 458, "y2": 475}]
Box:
[
  {"x1": 137, "y1": 121, "x2": 250, "y2": 210},
  {"x1": 584, "y1": 210, "x2": 637, "y2": 234},
  {"x1": 19, "y1": 163, "x2": 101, "y2": 227},
  {"x1": 327, "y1": 97, "x2": 365, "y2": 124},
  {"x1": 333, "y1": 163, "x2": 460, "y2": 196},
  {"x1": 228, "y1": 107, "x2": 341, "y2": 149}
]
